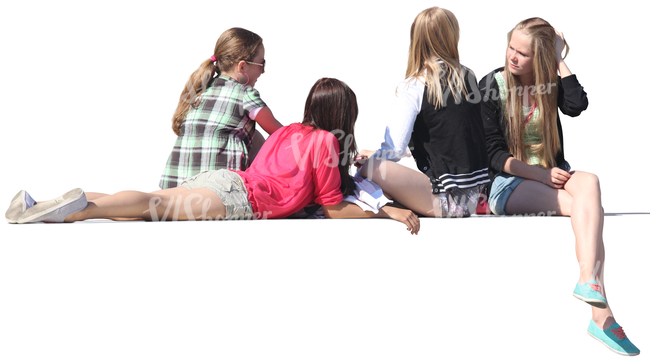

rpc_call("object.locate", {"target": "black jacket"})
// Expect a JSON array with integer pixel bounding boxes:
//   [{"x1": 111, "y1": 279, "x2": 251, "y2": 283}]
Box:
[
  {"x1": 478, "y1": 67, "x2": 589, "y2": 179},
  {"x1": 409, "y1": 69, "x2": 490, "y2": 194}
]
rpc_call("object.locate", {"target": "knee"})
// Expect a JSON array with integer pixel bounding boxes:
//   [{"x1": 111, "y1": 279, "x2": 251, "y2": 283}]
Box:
[
  {"x1": 576, "y1": 172, "x2": 601, "y2": 194},
  {"x1": 361, "y1": 158, "x2": 389, "y2": 182},
  {"x1": 585, "y1": 172, "x2": 600, "y2": 187}
]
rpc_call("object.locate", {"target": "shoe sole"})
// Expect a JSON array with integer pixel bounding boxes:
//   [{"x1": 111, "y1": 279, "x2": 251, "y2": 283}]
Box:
[
  {"x1": 5, "y1": 190, "x2": 26, "y2": 224},
  {"x1": 17, "y1": 188, "x2": 84, "y2": 224},
  {"x1": 587, "y1": 330, "x2": 640, "y2": 356},
  {"x1": 573, "y1": 293, "x2": 608, "y2": 309}
]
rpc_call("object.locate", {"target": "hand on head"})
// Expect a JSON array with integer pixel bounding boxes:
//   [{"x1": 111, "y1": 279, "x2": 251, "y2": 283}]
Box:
[{"x1": 554, "y1": 28, "x2": 567, "y2": 63}]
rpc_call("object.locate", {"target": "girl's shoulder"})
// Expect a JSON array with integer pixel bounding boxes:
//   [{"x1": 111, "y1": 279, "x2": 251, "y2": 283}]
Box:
[
  {"x1": 274, "y1": 123, "x2": 338, "y2": 156},
  {"x1": 458, "y1": 63, "x2": 476, "y2": 76},
  {"x1": 398, "y1": 76, "x2": 426, "y2": 96},
  {"x1": 479, "y1": 67, "x2": 504, "y2": 86},
  {"x1": 211, "y1": 75, "x2": 261, "y2": 93},
  {"x1": 274, "y1": 123, "x2": 330, "y2": 138}
]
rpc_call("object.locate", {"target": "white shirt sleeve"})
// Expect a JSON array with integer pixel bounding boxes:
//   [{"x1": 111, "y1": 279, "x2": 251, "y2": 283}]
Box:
[
  {"x1": 372, "y1": 78, "x2": 424, "y2": 162},
  {"x1": 249, "y1": 106, "x2": 264, "y2": 120}
]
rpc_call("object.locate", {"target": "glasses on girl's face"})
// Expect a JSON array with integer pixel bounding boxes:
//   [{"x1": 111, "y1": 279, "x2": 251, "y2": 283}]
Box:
[{"x1": 246, "y1": 60, "x2": 265, "y2": 71}]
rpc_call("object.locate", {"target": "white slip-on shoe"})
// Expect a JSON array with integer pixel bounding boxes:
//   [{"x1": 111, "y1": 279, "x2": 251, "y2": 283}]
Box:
[
  {"x1": 5, "y1": 190, "x2": 36, "y2": 223},
  {"x1": 17, "y1": 188, "x2": 87, "y2": 224}
]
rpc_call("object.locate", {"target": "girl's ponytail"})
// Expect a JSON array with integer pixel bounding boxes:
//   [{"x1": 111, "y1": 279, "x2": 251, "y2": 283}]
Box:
[{"x1": 172, "y1": 59, "x2": 217, "y2": 135}]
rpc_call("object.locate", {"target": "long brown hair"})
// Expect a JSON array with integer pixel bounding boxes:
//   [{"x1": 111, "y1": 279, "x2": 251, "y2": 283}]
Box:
[
  {"x1": 171, "y1": 28, "x2": 263, "y2": 135},
  {"x1": 503, "y1": 18, "x2": 566, "y2": 168},
  {"x1": 406, "y1": 7, "x2": 468, "y2": 108},
  {"x1": 302, "y1": 78, "x2": 358, "y2": 197}
]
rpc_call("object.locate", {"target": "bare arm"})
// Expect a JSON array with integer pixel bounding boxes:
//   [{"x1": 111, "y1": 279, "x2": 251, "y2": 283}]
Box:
[
  {"x1": 253, "y1": 106, "x2": 283, "y2": 135},
  {"x1": 558, "y1": 60, "x2": 572, "y2": 79},
  {"x1": 503, "y1": 157, "x2": 571, "y2": 189},
  {"x1": 322, "y1": 202, "x2": 420, "y2": 235}
]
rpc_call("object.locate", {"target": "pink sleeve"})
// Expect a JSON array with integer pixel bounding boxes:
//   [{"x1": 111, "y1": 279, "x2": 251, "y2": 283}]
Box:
[{"x1": 312, "y1": 132, "x2": 343, "y2": 206}]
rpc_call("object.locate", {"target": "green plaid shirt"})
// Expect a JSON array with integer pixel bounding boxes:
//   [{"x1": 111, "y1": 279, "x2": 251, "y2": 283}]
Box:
[{"x1": 159, "y1": 75, "x2": 266, "y2": 189}]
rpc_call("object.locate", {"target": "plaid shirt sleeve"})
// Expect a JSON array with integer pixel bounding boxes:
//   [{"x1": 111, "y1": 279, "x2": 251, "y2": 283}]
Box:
[{"x1": 242, "y1": 86, "x2": 267, "y2": 114}]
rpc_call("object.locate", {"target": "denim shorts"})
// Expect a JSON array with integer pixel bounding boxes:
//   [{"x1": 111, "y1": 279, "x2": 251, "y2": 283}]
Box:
[
  {"x1": 488, "y1": 161, "x2": 570, "y2": 215},
  {"x1": 487, "y1": 173, "x2": 526, "y2": 215},
  {"x1": 180, "y1": 170, "x2": 255, "y2": 220}
]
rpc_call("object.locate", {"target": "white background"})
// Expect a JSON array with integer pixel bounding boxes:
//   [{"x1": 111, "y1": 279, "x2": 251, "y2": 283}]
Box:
[{"x1": 1, "y1": 1, "x2": 648, "y2": 359}]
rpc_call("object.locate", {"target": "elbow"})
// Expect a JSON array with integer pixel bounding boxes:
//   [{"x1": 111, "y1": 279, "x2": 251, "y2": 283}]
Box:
[
  {"x1": 564, "y1": 108, "x2": 587, "y2": 117},
  {"x1": 563, "y1": 98, "x2": 589, "y2": 117},
  {"x1": 321, "y1": 206, "x2": 337, "y2": 219},
  {"x1": 491, "y1": 153, "x2": 512, "y2": 173}
]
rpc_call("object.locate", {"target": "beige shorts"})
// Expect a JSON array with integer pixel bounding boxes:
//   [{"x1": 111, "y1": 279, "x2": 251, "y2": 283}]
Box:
[{"x1": 180, "y1": 170, "x2": 254, "y2": 220}]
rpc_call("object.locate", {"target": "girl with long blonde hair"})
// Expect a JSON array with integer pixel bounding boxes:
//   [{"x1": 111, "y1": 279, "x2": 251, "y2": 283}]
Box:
[
  {"x1": 359, "y1": 7, "x2": 489, "y2": 218},
  {"x1": 479, "y1": 18, "x2": 639, "y2": 356}
]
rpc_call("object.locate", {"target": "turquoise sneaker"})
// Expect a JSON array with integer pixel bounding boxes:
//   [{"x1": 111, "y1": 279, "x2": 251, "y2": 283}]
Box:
[
  {"x1": 588, "y1": 320, "x2": 640, "y2": 356},
  {"x1": 573, "y1": 280, "x2": 608, "y2": 309}
]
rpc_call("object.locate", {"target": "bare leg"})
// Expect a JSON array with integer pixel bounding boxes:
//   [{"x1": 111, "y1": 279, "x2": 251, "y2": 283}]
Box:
[
  {"x1": 360, "y1": 158, "x2": 441, "y2": 217},
  {"x1": 591, "y1": 206, "x2": 614, "y2": 329},
  {"x1": 85, "y1": 192, "x2": 142, "y2": 221},
  {"x1": 505, "y1": 171, "x2": 614, "y2": 328},
  {"x1": 85, "y1": 192, "x2": 111, "y2": 201},
  {"x1": 64, "y1": 187, "x2": 226, "y2": 222},
  {"x1": 563, "y1": 173, "x2": 613, "y2": 329},
  {"x1": 32, "y1": 192, "x2": 139, "y2": 221}
]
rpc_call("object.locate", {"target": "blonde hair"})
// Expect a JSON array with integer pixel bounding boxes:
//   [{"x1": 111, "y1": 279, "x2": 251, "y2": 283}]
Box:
[
  {"x1": 171, "y1": 28, "x2": 263, "y2": 135},
  {"x1": 502, "y1": 18, "x2": 567, "y2": 168},
  {"x1": 406, "y1": 7, "x2": 468, "y2": 108}
]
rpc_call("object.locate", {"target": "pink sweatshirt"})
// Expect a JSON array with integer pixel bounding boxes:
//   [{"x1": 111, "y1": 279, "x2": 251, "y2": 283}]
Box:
[{"x1": 235, "y1": 123, "x2": 343, "y2": 219}]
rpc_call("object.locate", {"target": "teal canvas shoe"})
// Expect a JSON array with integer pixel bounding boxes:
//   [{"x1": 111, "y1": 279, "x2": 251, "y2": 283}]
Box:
[
  {"x1": 573, "y1": 280, "x2": 608, "y2": 309},
  {"x1": 588, "y1": 320, "x2": 640, "y2": 356}
]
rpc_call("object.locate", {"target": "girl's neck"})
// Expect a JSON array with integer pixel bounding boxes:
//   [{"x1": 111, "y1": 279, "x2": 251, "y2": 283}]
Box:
[
  {"x1": 221, "y1": 70, "x2": 239, "y2": 82},
  {"x1": 517, "y1": 73, "x2": 535, "y2": 88},
  {"x1": 501, "y1": 71, "x2": 535, "y2": 106}
]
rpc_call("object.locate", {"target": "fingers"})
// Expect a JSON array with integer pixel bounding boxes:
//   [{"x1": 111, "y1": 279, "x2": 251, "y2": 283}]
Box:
[
  {"x1": 553, "y1": 168, "x2": 571, "y2": 182},
  {"x1": 359, "y1": 149, "x2": 376, "y2": 158},
  {"x1": 396, "y1": 209, "x2": 420, "y2": 235},
  {"x1": 547, "y1": 179, "x2": 563, "y2": 189},
  {"x1": 385, "y1": 207, "x2": 420, "y2": 235},
  {"x1": 404, "y1": 212, "x2": 420, "y2": 235},
  {"x1": 412, "y1": 215, "x2": 420, "y2": 235},
  {"x1": 554, "y1": 30, "x2": 566, "y2": 59},
  {"x1": 353, "y1": 155, "x2": 368, "y2": 168},
  {"x1": 548, "y1": 167, "x2": 571, "y2": 188},
  {"x1": 549, "y1": 178, "x2": 565, "y2": 188},
  {"x1": 552, "y1": 174, "x2": 569, "y2": 184},
  {"x1": 355, "y1": 150, "x2": 375, "y2": 168}
]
